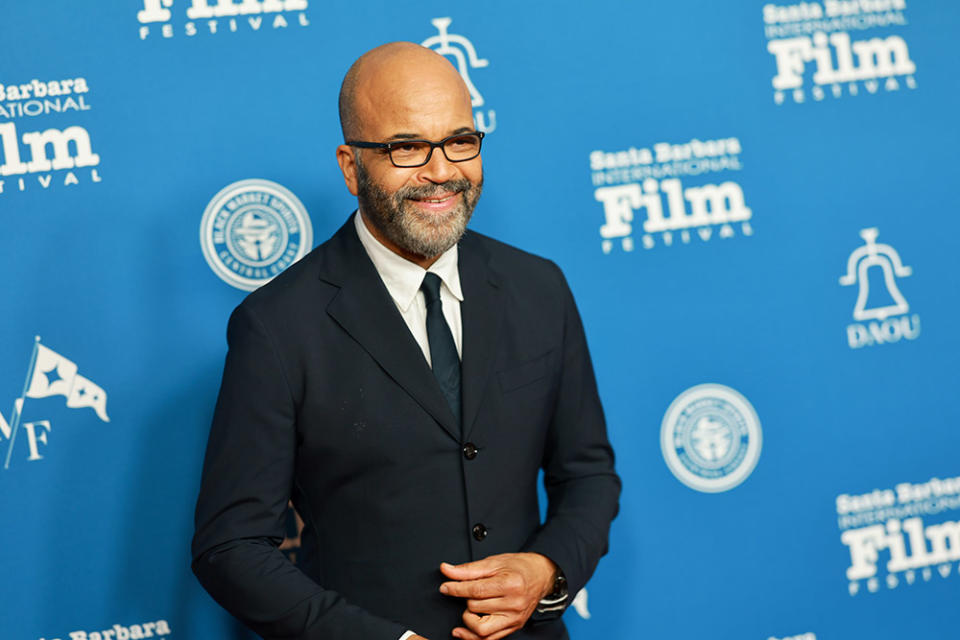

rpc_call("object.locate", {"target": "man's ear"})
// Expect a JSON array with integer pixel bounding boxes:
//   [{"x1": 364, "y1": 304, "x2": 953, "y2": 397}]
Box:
[{"x1": 336, "y1": 144, "x2": 359, "y2": 196}]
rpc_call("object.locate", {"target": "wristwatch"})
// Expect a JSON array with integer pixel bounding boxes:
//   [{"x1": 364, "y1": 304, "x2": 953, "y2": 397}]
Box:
[
  {"x1": 546, "y1": 572, "x2": 567, "y2": 600},
  {"x1": 536, "y1": 570, "x2": 568, "y2": 614}
]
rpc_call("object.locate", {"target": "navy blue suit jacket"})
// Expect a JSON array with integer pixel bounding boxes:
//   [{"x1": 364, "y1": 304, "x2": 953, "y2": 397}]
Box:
[{"x1": 192, "y1": 215, "x2": 620, "y2": 639}]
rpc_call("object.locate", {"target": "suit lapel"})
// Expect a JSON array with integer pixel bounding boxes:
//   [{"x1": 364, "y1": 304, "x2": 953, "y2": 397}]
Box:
[
  {"x1": 458, "y1": 233, "x2": 503, "y2": 441},
  {"x1": 320, "y1": 216, "x2": 461, "y2": 442}
]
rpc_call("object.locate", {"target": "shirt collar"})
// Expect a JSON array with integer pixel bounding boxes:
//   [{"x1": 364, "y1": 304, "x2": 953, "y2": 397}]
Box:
[{"x1": 354, "y1": 209, "x2": 463, "y2": 313}]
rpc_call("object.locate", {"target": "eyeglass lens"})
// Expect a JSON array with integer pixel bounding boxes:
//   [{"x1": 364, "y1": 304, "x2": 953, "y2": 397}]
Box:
[{"x1": 390, "y1": 134, "x2": 481, "y2": 167}]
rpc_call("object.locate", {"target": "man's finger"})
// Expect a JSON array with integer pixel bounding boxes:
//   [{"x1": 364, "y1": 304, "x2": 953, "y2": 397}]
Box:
[
  {"x1": 454, "y1": 611, "x2": 523, "y2": 640},
  {"x1": 461, "y1": 610, "x2": 515, "y2": 638},
  {"x1": 451, "y1": 626, "x2": 482, "y2": 640},
  {"x1": 440, "y1": 575, "x2": 505, "y2": 599},
  {"x1": 453, "y1": 625, "x2": 519, "y2": 640},
  {"x1": 464, "y1": 596, "x2": 511, "y2": 615},
  {"x1": 439, "y1": 556, "x2": 501, "y2": 581}
]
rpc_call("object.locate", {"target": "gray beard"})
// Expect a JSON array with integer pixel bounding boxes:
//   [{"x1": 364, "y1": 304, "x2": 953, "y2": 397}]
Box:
[{"x1": 355, "y1": 158, "x2": 482, "y2": 259}]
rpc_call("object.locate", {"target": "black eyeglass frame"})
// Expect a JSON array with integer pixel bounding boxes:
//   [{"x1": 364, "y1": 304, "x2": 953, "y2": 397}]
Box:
[{"x1": 346, "y1": 131, "x2": 485, "y2": 168}]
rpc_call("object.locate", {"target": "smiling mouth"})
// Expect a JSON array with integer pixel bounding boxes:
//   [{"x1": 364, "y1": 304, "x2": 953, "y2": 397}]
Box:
[
  {"x1": 406, "y1": 192, "x2": 463, "y2": 214},
  {"x1": 411, "y1": 192, "x2": 458, "y2": 203}
]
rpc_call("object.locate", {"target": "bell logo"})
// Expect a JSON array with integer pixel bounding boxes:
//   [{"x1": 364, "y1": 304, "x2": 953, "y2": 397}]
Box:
[
  {"x1": 422, "y1": 17, "x2": 496, "y2": 133},
  {"x1": 840, "y1": 228, "x2": 920, "y2": 349}
]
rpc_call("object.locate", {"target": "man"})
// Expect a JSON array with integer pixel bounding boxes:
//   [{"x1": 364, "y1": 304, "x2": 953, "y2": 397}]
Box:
[{"x1": 192, "y1": 42, "x2": 620, "y2": 640}]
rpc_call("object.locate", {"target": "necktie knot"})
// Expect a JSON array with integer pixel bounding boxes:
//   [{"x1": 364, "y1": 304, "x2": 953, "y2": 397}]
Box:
[{"x1": 421, "y1": 272, "x2": 443, "y2": 305}]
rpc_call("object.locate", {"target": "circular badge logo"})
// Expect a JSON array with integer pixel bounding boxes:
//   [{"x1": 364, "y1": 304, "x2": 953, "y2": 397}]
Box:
[
  {"x1": 199, "y1": 179, "x2": 312, "y2": 291},
  {"x1": 660, "y1": 383, "x2": 762, "y2": 493}
]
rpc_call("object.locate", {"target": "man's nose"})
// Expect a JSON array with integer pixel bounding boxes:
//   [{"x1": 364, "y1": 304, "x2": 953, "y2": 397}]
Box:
[{"x1": 417, "y1": 147, "x2": 458, "y2": 183}]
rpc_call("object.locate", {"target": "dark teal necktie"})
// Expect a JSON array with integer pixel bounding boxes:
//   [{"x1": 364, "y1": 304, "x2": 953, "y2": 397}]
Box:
[{"x1": 421, "y1": 273, "x2": 461, "y2": 430}]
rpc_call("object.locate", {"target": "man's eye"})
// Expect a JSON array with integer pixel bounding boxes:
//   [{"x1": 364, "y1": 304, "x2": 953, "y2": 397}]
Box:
[{"x1": 447, "y1": 136, "x2": 479, "y2": 150}]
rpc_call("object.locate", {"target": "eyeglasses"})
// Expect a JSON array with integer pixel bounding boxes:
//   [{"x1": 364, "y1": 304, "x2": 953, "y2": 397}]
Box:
[{"x1": 346, "y1": 131, "x2": 485, "y2": 168}]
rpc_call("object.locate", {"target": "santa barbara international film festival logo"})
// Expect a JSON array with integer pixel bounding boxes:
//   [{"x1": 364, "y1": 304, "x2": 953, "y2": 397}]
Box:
[
  {"x1": 839, "y1": 227, "x2": 919, "y2": 349},
  {"x1": 1, "y1": 337, "x2": 110, "y2": 471},
  {"x1": 660, "y1": 384, "x2": 762, "y2": 493},
  {"x1": 421, "y1": 17, "x2": 496, "y2": 133},
  {"x1": 0, "y1": 76, "x2": 102, "y2": 196},
  {"x1": 39, "y1": 617, "x2": 171, "y2": 640},
  {"x1": 836, "y1": 474, "x2": 960, "y2": 597},
  {"x1": 200, "y1": 178, "x2": 313, "y2": 291},
  {"x1": 137, "y1": 0, "x2": 310, "y2": 40},
  {"x1": 590, "y1": 136, "x2": 753, "y2": 254},
  {"x1": 763, "y1": 1, "x2": 917, "y2": 106}
]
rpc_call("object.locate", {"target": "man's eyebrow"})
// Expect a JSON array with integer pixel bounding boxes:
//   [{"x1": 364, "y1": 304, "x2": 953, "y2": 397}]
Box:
[{"x1": 384, "y1": 127, "x2": 476, "y2": 141}]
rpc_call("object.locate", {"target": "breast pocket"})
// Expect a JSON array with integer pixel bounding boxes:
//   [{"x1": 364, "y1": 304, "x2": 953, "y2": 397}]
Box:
[{"x1": 498, "y1": 350, "x2": 553, "y2": 397}]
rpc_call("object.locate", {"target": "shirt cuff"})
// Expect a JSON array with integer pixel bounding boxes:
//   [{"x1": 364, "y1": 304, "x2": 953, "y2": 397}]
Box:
[{"x1": 399, "y1": 631, "x2": 418, "y2": 640}]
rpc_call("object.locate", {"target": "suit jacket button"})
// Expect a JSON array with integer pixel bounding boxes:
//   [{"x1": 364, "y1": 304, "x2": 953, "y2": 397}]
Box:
[
  {"x1": 472, "y1": 523, "x2": 487, "y2": 541},
  {"x1": 463, "y1": 443, "x2": 478, "y2": 460}
]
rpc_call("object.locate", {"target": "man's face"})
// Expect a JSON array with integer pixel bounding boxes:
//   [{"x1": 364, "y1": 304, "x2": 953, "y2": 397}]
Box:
[
  {"x1": 354, "y1": 149, "x2": 482, "y2": 259},
  {"x1": 337, "y1": 52, "x2": 484, "y2": 261}
]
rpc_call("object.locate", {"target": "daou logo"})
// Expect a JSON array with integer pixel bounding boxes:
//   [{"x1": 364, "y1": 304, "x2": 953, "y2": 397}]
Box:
[
  {"x1": 137, "y1": 0, "x2": 310, "y2": 39},
  {"x1": 839, "y1": 227, "x2": 919, "y2": 349},
  {"x1": 1, "y1": 337, "x2": 110, "y2": 470},
  {"x1": 422, "y1": 17, "x2": 496, "y2": 133}
]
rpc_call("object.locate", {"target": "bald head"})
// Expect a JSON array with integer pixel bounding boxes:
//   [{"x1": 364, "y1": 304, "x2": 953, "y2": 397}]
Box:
[{"x1": 338, "y1": 42, "x2": 473, "y2": 141}]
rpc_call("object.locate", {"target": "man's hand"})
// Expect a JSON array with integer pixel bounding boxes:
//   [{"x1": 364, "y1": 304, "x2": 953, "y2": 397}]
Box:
[{"x1": 438, "y1": 552, "x2": 557, "y2": 640}]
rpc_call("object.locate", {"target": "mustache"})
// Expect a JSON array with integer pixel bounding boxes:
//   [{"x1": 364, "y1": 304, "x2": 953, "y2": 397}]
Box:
[{"x1": 396, "y1": 179, "x2": 473, "y2": 200}]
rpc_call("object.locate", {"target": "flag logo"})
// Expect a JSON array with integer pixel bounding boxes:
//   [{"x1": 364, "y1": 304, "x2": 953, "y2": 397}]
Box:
[{"x1": 2, "y1": 336, "x2": 110, "y2": 470}]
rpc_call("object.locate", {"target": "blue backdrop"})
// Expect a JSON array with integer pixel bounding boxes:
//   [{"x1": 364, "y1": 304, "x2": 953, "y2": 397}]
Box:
[{"x1": 2, "y1": 2, "x2": 958, "y2": 639}]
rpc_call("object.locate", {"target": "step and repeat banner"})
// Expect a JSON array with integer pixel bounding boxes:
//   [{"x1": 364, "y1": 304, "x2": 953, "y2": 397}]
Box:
[{"x1": 2, "y1": 2, "x2": 958, "y2": 639}]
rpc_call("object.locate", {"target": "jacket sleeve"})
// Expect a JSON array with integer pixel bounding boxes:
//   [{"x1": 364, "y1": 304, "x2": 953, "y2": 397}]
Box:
[
  {"x1": 522, "y1": 263, "x2": 621, "y2": 611},
  {"x1": 191, "y1": 303, "x2": 408, "y2": 640}
]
